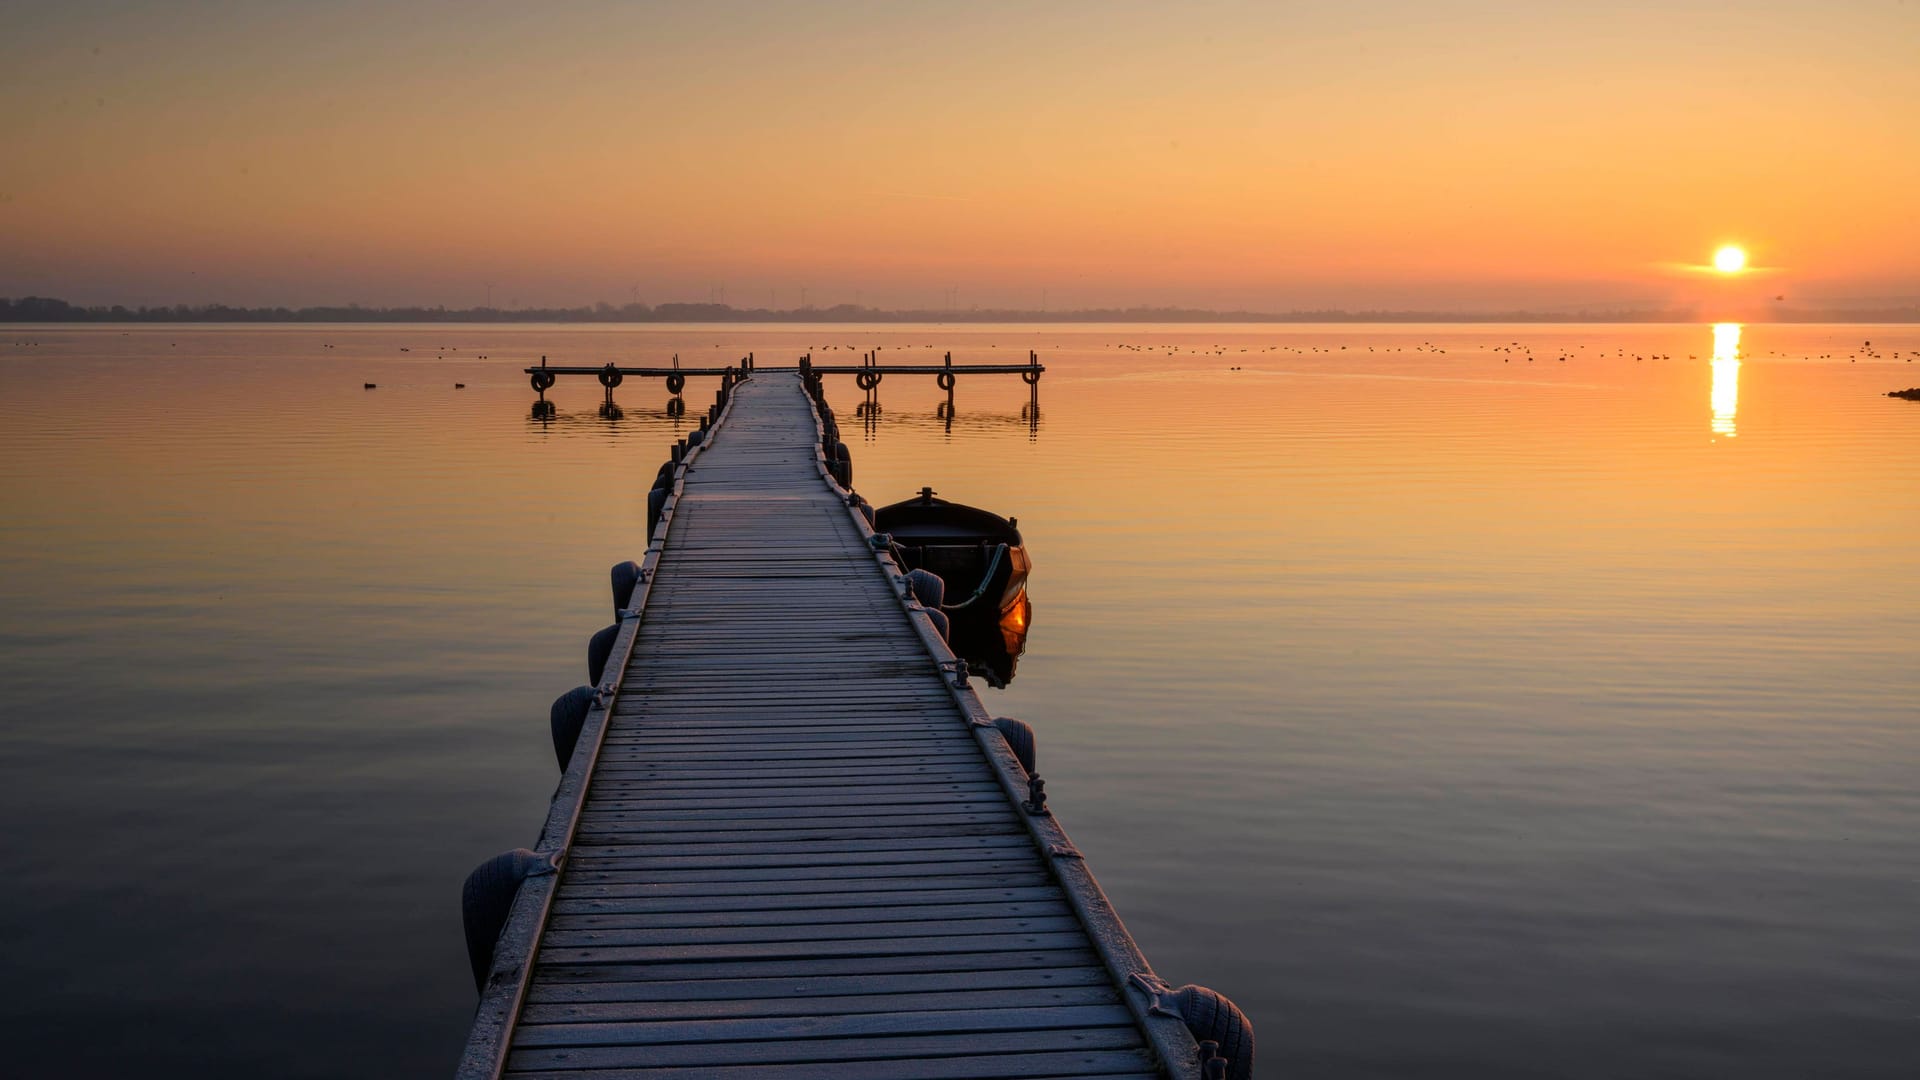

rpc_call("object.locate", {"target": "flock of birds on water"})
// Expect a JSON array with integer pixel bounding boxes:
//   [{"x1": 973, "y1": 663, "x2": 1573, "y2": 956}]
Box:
[{"x1": 6, "y1": 337, "x2": 1919, "y2": 400}]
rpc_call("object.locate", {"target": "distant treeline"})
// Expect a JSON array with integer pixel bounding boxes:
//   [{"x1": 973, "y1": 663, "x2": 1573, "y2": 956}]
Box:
[{"x1": 4, "y1": 295, "x2": 1917, "y2": 324}]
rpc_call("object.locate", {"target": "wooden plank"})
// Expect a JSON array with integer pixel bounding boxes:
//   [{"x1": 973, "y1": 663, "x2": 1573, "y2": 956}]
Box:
[
  {"x1": 504, "y1": 1026, "x2": 1142, "y2": 1071},
  {"x1": 549, "y1": 885, "x2": 1065, "y2": 915},
  {"x1": 583, "y1": 757, "x2": 983, "y2": 772},
  {"x1": 574, "y1": 812, "x2": 1020, "y2": 836},
  {"x1": 573, "y1": 823, "x2": 1021, "y2": 845},
  {"x1": 506, "y1": 1052, "x2": 1157, "y2": 1080},
  {"x1": 536, "y1": 930, "x2": 1093, "y2": 965},
  {"x1": 571, "y1": 833, "x2": 1027, "y2": 856},
  {"x1": 511, "y1": 1003, "x2": 1136, "y2": 1046},
  {"x1": 539, "y1": 915, "x2": 1086, "y2": 948},
  {"x1": 520, "y1": 982, "x2": 1118, "y2": 1023},
  {"x1": 548, "y1": 898, "x2": 1071, "y2": 929},
  {"x1": 568, "y1": 845, "x2": 1036, "y2": 868},
  {"x1": 575, "y1": 802, "x2": 1027, "y2": 822},
  {"x1": 533, "y1": 948, "x2": 1098, "y2": 984},
  {"x1": 565, "y1": 855, "x2": 1043, "y2": 882},
  {"x1": 524, "y1": 964, "x2": 1111, "y2": 1004}
]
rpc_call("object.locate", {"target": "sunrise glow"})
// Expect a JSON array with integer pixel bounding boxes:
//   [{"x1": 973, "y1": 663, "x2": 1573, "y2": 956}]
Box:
[
  {"x1": 1713, "y1": 246, "x2": 1750, "y2": 274},
  {"x1": 1, "y1": 4, "x2": 1914, "y2": 312}
]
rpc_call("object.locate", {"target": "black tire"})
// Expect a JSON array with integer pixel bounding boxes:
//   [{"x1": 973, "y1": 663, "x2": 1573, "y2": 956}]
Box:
[
  {"x1": 937, "y1": 371, "x2": 955, "y2": 391},
  {"x1": 462, "y1": 849, "x2": 544, "y2": 991},
  {"x1": 530, "y1": 371, "x2": 556, "y2": 392},
  {"x1": 906, "y1": 568, "x2": 946, "y2": 607},
  {"x1": 549, "y1": 685, "x2": 596, "y2": 770},
  {"x1": 1022, "y1": 368, "x2": 1041, "y2": 385},
  {"x1": 647, "y1": 484, "x2": 668, "y2": 536},
  {"x1": 666, "y1": 373, "x2": 686, "y2": 395},
  {"x1": 587, "y1": 623, "x2": 620, "y2": 685},
  {"x1": 993, "y1": 717, "x2": 1037, "y2": 776},
  {"x1": 597, "y1": 364, "x2": 623, "y2": 388},
  {"x1": 610, "y1": 560, "x2": 643, "y2": 614},
  {"x1": 1175, "y1": 985, "x2": 1255, "y2": 1079}
]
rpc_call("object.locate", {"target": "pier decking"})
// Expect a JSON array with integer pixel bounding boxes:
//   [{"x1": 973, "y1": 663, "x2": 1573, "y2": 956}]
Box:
[{"x1": 460, "y1": 373, "x2": 1228, "y2": 1079}]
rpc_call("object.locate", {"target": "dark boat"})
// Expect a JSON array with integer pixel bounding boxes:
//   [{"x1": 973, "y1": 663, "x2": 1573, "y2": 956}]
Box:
[{"x1": 874, "y1": 487, "x2": 1032, "y2": 687}]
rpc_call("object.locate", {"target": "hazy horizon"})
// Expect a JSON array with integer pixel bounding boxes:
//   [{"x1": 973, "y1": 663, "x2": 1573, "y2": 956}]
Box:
[{"x1": 4, "y1": 1, "x2": 1915, "y2": 313}]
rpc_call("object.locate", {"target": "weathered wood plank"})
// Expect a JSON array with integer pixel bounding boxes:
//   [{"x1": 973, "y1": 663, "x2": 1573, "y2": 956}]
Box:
[
  {"x1": 520, "y1": 982, "x2": 1118, "y2": 1023},
  {"x1": 524, "y1": 964, "x2": 1111, "y2": 1004},
  {"x1": 564, "y1": 855, "x2": 1046, "y2": 883},
  {"x1": 560, "y1": 841, "x2": 1029, "y2": 864},
  {"x1": 548, "y1": 898, "x2": 1070, "y2": 929},
  {"x1": 540, "y1": 915, "x2": 1084, "y2": 948},
  {"x1": 511, "y1": 1003, "x2": 1136, "y2": 1047},
  {"x1": 557, "y1": 872, "x2": 1056, "y2": 900},
  {"x1": 503, "y1": 1053, "x2": 1152, "y2": 1076},
  {"x1": 505, "y1": 1026, "x2": 1143, "y2": 1071},
  {"x1": 505, "y1": 1052, "x2": 1158, "y2": 1080},
  {"x1": 574, "y1": 811, "x2": 1020, "y2": 836},
  {"x1": 536, "y1": 930, "x2": 1094, "y2": 966},
  {"x1": 568, "y1": 834, "x2": 1029, "y2": 858},
  {"x1": 549, "y1": 885, "x2": 1065, "y2": 916},
  {"x1": 533, "y1": 947, "x2": 1099, "y2": 983}
]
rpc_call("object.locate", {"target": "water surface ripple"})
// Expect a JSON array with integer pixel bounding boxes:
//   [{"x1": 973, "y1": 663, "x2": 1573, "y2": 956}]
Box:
[{"x1": 0, "y1": 324, "x2": 1914, "y2": 1078}]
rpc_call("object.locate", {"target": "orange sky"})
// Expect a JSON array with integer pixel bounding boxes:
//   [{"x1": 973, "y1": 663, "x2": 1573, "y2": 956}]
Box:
[{"x1": 2, "y1": 1, "x2": 1916, "y2": 311}]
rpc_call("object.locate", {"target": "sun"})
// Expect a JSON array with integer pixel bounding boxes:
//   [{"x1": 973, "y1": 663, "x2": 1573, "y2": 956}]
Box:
[{"x1": 1712, "y1": 245, "x2": 1748, "y2": 273}]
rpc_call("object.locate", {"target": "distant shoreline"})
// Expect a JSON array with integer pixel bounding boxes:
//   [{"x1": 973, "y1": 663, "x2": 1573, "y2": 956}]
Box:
[{"x1": 4, "y1": 296, "x2": 1917, "y2": 324}]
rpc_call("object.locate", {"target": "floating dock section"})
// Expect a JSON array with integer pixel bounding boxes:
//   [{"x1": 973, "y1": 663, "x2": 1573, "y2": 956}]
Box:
[{"x1": 458, "y1": 370, "x2": 1250, "y2": 1079}]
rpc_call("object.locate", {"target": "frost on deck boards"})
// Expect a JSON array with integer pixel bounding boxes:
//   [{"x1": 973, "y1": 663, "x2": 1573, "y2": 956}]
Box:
[{"x1": 487, "y1": 374, "x2": 1164, "y2": 1079}]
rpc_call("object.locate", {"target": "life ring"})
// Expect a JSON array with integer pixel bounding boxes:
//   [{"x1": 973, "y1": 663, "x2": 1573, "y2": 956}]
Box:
[
  {"x1": 666, "y1": 372, "x2": 686, "y2": 395},
  {"x1": 530, "y1": 370, "x2": 557, "y2": 392},
  {"x1": 1021, "y1": 368, "x2": 1041, "y2": 385},
  {"x1": 936, "y1": 371, "x2": 955, "y2": 391},
  {"x1": 597, "y1": 364, "x2": 623, "y2": 388}
]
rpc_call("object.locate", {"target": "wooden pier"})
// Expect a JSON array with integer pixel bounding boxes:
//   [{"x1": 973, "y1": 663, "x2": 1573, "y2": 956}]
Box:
[
  {"x1": 523, "y1": 352, "x2": 1043, "y2": 391},
  {"x1": 459, "y1": 370, "x2": 1246, "y2": 1079}
]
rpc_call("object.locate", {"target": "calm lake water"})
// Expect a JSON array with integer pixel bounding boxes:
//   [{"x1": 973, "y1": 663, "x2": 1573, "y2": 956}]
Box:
[{"x1": 1, "y1": 323, "x2": 1916, "y2": 1078}]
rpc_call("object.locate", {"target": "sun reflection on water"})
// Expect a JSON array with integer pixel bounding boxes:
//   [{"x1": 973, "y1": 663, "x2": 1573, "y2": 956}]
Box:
[{"x1": 1711, "y1": 323, "x2": 1741, "y2": 437}]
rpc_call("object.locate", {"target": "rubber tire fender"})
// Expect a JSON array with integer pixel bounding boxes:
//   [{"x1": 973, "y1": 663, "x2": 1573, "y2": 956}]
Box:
[
  {"x1": 905, "y1": 568, "x2": 946, "y2": 608},
  {"x1": 586, "y1": 623, "x2": 620, "y2": 685},
  {"x1": 462, "y1": 849, "x2": 550, "y2": 991},
  {"x1": 1175, "y1": 985, "x2": 1254, "y2": 1079},
  {"x1": 549, "y1": 685, "x2": 597, "y2": 770},
  {"x1": 610, "y1": 560, "x2": 643, "y2": 615},
  {"x1": 992, "y1": 717, "x2": 1037, "y2": 776},
  {"x1": 646, "y1": 485, "x2": 668, "y2": 537}
]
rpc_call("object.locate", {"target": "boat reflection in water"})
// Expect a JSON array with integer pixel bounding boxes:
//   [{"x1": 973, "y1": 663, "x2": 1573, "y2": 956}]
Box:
[
  {"x1": 1711, "y1": 322, "x2": 1741, "y2": 438},
  {"x1": 874, "y1": 487, "x2": 1032, "y2": 687}
]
